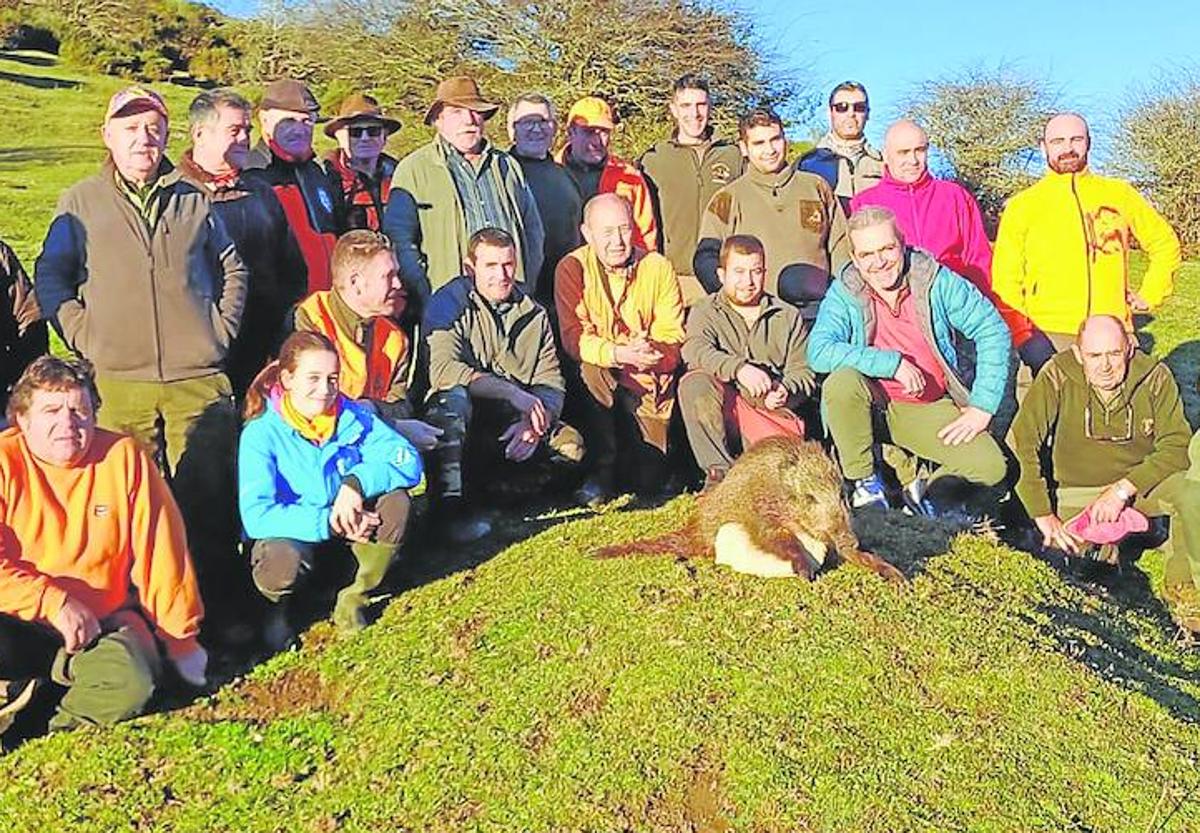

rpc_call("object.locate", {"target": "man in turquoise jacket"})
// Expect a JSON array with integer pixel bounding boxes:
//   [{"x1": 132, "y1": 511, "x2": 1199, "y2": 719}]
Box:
[{"x1": 808, "y1": 205, "x2": 1010, "y2": 517}]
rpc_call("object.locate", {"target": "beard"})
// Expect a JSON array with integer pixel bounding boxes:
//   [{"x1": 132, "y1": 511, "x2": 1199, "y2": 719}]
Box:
[{"x1": 1048, "y1": 151, "x2": 1088, "y2": 174}]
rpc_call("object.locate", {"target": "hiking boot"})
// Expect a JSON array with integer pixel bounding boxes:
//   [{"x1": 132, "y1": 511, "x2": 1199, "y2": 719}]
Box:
[
  {"x1": 0, "y1": 679, "x2": 38, "y2": 736},
  {"x1": 333, "y1": 542, "x2": 398, "y2": 634},
  {"x1": 901, "y1": 477, "x2": 938, "y2": 518},
  {"x1": 574, "y1": 477, "x2": 613, "y2": 509},
  {"x1": 850, "y1": 474, "x2": 889, "y2": 510},
  {"x1": 546, "y1": 423, "x2": 586, "y2": 465},
  {"x1": 1163, "y1": 583, "x2": 1200, "y2": 635}
]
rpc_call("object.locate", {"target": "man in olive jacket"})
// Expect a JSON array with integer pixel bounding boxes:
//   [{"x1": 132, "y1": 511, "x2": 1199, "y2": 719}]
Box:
[
  {"x1": 384, "y1": 76, "x2": 544, "y2": 312},
  {"x1": 423, "y1": 228, "x2": 583, "y2": 543},
  {"x1": 680, "y1": 235, "x2": 813, "y2": 486},
  {"x1": 1012, "y1": 314, "x2": 1199, "y2": 632}
]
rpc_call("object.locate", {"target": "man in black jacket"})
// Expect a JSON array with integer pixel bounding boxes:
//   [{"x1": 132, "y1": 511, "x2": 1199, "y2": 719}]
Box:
[
  {"x1": 0, "y1": 241, "x2": 47, "y2": 417},
  {"x1": 179, "y1": 88, "x2": 308, "y2": 398}
]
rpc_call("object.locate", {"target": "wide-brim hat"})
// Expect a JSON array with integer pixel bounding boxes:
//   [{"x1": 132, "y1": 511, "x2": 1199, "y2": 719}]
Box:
[
  {"x1": 424, "y1": 76, "x2": 499, "y2": 125},
  {"x1": 323, "y1": 92, "x2": 402, "y2": 138},
  {"x1": 260, "y1": 78, "x2": 325, "y2": 121}
]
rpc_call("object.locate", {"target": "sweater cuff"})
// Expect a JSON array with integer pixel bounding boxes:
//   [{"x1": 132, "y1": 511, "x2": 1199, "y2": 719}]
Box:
[{"x1": 37, "y1": 582, "x2": 70, "y2": 624}]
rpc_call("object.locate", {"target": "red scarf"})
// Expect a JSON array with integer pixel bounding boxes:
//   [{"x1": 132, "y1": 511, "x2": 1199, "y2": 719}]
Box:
[{"x1": 328, "y1": 150, "x2": 391, "y2": 232}]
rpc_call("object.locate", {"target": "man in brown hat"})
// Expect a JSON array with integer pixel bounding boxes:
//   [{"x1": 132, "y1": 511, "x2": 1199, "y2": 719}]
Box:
[
  {"x1": 244, "y1": 78, "x2": 341, "y2": 295},
  {"x1": 322, "y1": 93, "x2": 402, "y2": 235},
  {"x1": 383, "y1": 76, "x2": 544, "y2": 312}
]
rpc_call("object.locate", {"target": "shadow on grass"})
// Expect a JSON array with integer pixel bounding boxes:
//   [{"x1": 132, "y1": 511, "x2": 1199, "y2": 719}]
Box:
[
  {"x1": 1015, "y1": 531, "x2": 1200, "y2": 726},
  {"x1": 1163, "y1": 339, "x2": 1200, "y2": 427},
  {"x1": 0, "y1": 69, "x2": 81, "y2": 90},
  {"x1": 0, "y1": 145, "x2": 96, "y2": 170},
  {"x1": 0, "y1": 51, "x2": 56, "y2": 67}
]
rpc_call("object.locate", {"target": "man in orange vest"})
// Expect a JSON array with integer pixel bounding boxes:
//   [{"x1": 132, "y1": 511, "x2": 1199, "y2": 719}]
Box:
[{"x1": 293, "y1": 231, "x2": 441, "y2": 452}]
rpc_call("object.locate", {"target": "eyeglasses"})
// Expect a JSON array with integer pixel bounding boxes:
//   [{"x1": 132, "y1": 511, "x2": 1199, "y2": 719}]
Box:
[
  {"x1": 831, "y1": 102, "x2": 869, "y2": 114},
  {"x1": 1084, "y1": 401, "x2": 1133, "y2": 443},
  {"x1": 349, "y1": 125, "x2": 386, "y2": 138},
  {"x1": 514, "y1": 117, "x2": 552, "y2": 130}
]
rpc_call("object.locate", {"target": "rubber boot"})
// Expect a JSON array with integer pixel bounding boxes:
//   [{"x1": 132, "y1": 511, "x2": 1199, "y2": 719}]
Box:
[{"x1": 333, "y1": 542, "x2": 399, "y2": 634}]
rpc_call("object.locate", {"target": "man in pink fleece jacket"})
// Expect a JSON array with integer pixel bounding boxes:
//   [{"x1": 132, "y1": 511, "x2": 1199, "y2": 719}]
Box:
[{"x1": 852, "y1": 120, "x2": 1036, "y2": 355}]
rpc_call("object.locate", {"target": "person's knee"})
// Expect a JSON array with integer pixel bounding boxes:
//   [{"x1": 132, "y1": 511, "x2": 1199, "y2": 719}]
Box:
[
  {"x1": 822, "y1": 366, "x2": 868, "y2": 403},
  {"x1": 251, "y1": 538, "x2": 308, "y2": 601},
  {"x1": 678, "y1": 370, "x2": 723, "y2": 414},
  {"x1": 973, "y1": 441, "x2": 1009, "y2": 487},
  {"x1": 68, "y1": 636, "x2": 157, "y2": 726},
  {"x1": 372, "y1": 490, "x2": 411, "y2": 546},
  {"x1": 425, "y1": 385, "x2": 471, "y2": 427}
]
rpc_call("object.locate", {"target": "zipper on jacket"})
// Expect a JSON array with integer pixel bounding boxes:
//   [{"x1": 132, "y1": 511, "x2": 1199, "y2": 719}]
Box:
[{"x1": 1069, "y1": 174, "x2": 1093, "y2": 319}]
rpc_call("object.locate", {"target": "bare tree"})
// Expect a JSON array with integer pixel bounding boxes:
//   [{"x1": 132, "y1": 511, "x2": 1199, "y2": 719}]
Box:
[
  {"x1": 903, "y1": 64, "x2": 1058, "y2": 220},
  {"x1": 1111, "y1": 69, "x2": 1200, "y2": 257}
]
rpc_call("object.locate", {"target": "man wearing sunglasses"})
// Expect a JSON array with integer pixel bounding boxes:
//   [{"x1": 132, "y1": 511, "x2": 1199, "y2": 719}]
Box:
[
  {"x1": 1011, "y1": 314, "x2": 1199, "y2": 633},
  {"x1": 244, "y1": 78, "x2": 341, "y2": 295},
  {"x1": 322, "y1": 93, "x2": 402, "y2": 235},
  {"x1": 797, "y1": 81, "x2": 884, "y2": 214}
]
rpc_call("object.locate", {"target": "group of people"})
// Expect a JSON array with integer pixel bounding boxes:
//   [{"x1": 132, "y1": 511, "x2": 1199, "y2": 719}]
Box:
[{"x1": 0, "y1": 70, "x2": 1198, "y2": 738}]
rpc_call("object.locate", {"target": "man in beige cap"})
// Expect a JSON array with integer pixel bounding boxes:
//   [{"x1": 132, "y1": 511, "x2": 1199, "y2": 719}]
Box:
[
  {"x1": 322, "y1": 93, "x2": 402, "y2": 234},
  {"x1": 383, "y1": 76, "x2": 544, "y2": 311},
  {"x1": 35, "y1": 87, "x2": 247, "y2": 626},
  {"x1": 557, "y1": 96, "x2": 658, "y2": 253},
  {"x1": 244, "y1": 78, "x2": 341, "y2": 294}
]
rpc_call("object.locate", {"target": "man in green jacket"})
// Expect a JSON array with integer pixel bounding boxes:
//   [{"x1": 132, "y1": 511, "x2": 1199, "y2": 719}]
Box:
[
  {"x1": 680, "y1": 235, "x2": 814, "y2": 488},
  {"x1": 640, "y1": 74, "x2": 743, "y2": 306},
  {"x1": 423, "y1": 228, "x2": 583, "y2": 542},
  {"x1": 383, "y1": 76, "x2": 544, "y2": 313},
  {"x1": 695, "y1": 109, "x2": 849, "y2": 322},
  {"x1": 1012, "y1": 314, "x2": 1200, "y2": 633}
]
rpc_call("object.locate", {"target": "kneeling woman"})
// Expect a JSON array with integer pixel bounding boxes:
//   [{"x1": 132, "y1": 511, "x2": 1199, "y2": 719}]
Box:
[{"x1": 239, "y1": 332, "x2": 423, "y2": 633}]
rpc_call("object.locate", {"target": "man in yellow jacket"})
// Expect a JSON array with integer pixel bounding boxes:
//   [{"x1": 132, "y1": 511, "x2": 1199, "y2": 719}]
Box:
[
  {"x1": 0, "y1": 356, "x2": 206, "y2": 736},
  {"x1": 993, "y1": 112, "x2": 1180, "y2": 389}
]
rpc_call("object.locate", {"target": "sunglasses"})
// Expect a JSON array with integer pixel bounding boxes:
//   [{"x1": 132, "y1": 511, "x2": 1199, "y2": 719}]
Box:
[
  {"x1": 831, "y1": 102, "x2": 869, "y2": 114},
  {"x1": 349, "y1": 125, "x2": 386, "y2": 138}
]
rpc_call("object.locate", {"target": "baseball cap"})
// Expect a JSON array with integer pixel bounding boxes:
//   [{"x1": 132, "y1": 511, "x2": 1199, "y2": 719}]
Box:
[
  {"x1": 567, "y1": 96, "x2": 617, "y2": 130},
  {"x1": 105, "y1": 86, "x2": 168, "y2": 123}
]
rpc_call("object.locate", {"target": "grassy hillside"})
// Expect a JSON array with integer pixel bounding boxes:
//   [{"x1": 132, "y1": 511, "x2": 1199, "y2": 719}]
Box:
[{"x1": 2, "y1": 51, "x2": 1200, "y2": 832}]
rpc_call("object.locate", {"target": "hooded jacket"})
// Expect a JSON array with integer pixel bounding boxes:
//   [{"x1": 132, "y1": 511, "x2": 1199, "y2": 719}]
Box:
[
  {"x1": 797, "y1": 133, "x2": 884, "y2": 212},
  {"x1": 851, "y1": 170, "x2": 1034, "y2": 345},
  {"x1": 35, "y1": 159, "x2": 248, "y2": 383},
  {"x1": 238, "y1": 396, "x2": 423, "y2": 543},
  {"x1": 992, "y1": 169, "x2": 1181, "y2": 335},
  {"x1": 807, "y1": 249, "x2": 1012, "y2": 415},
  {"x1": 640, "y1": 134, "x2": 743, "y2": 275},
  {"x1": 1012, "y1": 349, "x2": 1191, "y2": 518}
]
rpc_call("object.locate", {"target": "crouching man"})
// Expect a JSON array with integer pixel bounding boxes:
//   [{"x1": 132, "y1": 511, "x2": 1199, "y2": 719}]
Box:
[
  {"x1": 424, "y1": 228, "x2": 584, "y2": 541},
  {"x1": 807, "y1": 205, "x2": 1010, "y2": 516},
  {"x1": 680, "y1": 234, "x2": 815, "y2": 489},
  {"x1": 1012, "y1": 315, "x2": 1200, "y2": 633},
  {"x1": 0, "y1": 357, "x2": 206, "y2": 736}
]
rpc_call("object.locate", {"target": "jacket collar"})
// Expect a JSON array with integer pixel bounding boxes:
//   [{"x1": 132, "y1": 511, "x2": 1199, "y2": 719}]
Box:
[
  {"x1": 746, "y1": 163, "x2": 795, "y2": 190},
  {"x1": 880, "y1": 168, "x2": 934, "y2": 191}
]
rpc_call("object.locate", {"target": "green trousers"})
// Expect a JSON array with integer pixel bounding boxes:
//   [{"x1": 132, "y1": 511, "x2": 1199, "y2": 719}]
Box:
[
  {"x1": 822, "y1": 366, "x2": 1007, "y2": 487},
  {"x1": 0, "y1": 609, "x2": 162, "y2": 730},
  {"x1": 1056, "y1": 473, "x2": 1200, "y2": 592}
]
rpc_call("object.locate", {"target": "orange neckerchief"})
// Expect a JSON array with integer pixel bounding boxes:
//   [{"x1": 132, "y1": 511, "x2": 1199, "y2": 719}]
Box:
[{"x1": 278, "y1": 389, "x2": 339, "y2": 445}]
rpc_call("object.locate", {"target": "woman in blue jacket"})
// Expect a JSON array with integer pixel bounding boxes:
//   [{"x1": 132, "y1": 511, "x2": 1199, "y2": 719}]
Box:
[{"x1": 239, "y1": 331, "x2": 423, "y2": 634}]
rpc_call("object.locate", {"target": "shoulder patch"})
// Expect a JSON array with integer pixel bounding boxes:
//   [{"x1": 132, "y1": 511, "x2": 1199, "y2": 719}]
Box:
[{"x1": 708, "y1": 191, "x2": 733, "y2": 225}]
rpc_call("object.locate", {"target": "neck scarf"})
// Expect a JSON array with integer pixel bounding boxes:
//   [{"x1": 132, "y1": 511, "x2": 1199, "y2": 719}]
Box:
[
  {"x1": 277, "y1": 387, "x2": 339, "y2": 445},
  {"x1": 818, "y1": 131, "x2": 869, "y2": 163}
]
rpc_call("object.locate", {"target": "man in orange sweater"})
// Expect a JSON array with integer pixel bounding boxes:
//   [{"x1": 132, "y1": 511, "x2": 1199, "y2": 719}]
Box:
[{"x1": 0, "y1": 357, "x2": 206, "y2": 736}]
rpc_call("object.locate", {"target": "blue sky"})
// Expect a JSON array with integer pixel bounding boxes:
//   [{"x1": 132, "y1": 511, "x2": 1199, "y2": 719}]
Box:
[{"x1": 212, "y1": 0, "x2": 1196, "y2": 146}]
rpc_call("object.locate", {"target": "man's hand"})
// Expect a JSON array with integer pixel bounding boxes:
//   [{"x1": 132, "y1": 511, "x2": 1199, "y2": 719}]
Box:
[
  {"x1": 499, "y1": 420, "x2": 541, "y2": 462},
  {"x1": 395, "y1": 419, "x2": 443, "y2": 451},
  {"x1": 937, "y1": 406, "x2": 992, "y2": 446},
  {"x1": 1035, "y1": 514, "x2": 1084, "y2": 555},
  {"x1": 762, "y1": 383, "x2": 789, "y2": 411},
  {"x1": 509, "y1": 389, "x2": 549, "y2": 437},
  {"x1": 893, "y1": 358, "x2": 926, "y2": 396},
  {"x1": 1089, "y1": 479, "x2": 1136, "y2": 524},
  {"x1": 1128, "y1": 290, "x2": 1151, "y2": 314},
  {"x1": 52, "y1": 596, "x2": 101, "y2": 654},
  {"x1": 613, "y1": 337, "x2": 663, "y2": 371},
  {"x1": 736, "y1": 363, "x2": 773, "y2": 398}
]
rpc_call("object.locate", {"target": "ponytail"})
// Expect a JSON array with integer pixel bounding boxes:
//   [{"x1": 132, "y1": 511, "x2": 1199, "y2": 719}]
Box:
[{"x1": 243, "y1": 330, "x2": 340, "y2": 421}]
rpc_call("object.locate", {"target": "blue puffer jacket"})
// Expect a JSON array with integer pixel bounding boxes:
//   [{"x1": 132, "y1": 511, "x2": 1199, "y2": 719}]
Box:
[
  {"x1": 807, "y1": 249, "x2": 1012, "y2": 414},
  {"x1": 238, "y1": 396, "x2": 423, "y2": 542}
]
